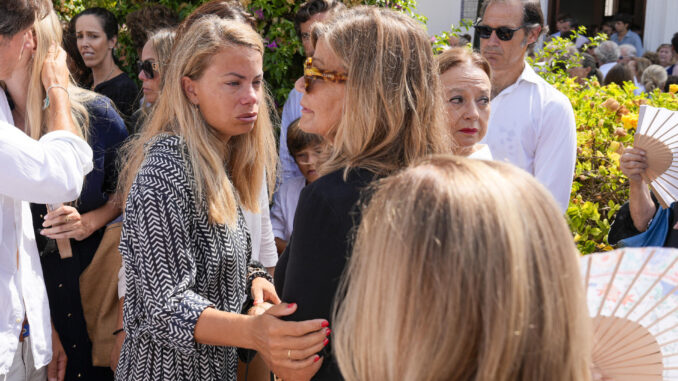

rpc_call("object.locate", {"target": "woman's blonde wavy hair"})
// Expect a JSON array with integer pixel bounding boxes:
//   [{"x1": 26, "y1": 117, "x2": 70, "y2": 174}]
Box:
[
  {"x1": 3, "y1": 9, "x2": 94, "y2": 140},
  {"x1": 311, "y1": 6, "x2": 451, "y2": 177},
  {"x1": 118, "y1": 16, "x2": 277, "y2": 227},
  {"x1": 334, "y1": 155, "x2": 591, "y2": 381},
  {"x1": 147, "y1": 28, "x2": 176, "y2": 86}
]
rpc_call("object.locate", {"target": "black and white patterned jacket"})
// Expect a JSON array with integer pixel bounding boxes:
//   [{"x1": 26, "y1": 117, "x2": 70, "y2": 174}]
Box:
[{"x1": 115, "y1": 134, "x2": 263, "y2": 380}]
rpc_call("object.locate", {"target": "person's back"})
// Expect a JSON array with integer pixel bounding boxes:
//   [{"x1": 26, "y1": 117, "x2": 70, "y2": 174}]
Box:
[{"x1": 334, "y1": 155, "x2": 592, "y2": 381}]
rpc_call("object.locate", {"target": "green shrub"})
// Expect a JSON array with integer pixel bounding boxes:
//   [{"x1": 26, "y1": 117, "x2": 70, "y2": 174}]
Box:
[{"x1": 528, "y1": 31, "x2": 678, "y2": 253}]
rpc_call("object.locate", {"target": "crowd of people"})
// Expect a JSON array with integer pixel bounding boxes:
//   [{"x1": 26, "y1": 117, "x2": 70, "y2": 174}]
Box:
[{"x1": 0, "y1": 0, "x2": 675, "y2": 380}]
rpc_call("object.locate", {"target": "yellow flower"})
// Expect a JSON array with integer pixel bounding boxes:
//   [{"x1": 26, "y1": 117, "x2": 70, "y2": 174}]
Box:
[
  {"x1": 670, "y1": 84, "x2": 678, "y2": 94},
  {"x1": 621, "y1": 113, "x2": 638, "y2": 130}
]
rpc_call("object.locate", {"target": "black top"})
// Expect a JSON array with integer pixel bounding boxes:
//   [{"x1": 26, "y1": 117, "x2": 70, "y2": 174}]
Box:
[
  {"x1": 608, "y1": 197, "x2": 678, "y2": 248},
  {"x1": 275, "y1": 167, "x2": 378, "y2": 381},
  {"x1": 93, "y1": 73, "x2": 139, "y2": 133}
]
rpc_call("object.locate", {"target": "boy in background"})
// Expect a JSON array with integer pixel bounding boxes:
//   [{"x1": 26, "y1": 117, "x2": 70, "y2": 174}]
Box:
[{"x1": 271, "y1": 119, "x2": 323, "y2": 254}]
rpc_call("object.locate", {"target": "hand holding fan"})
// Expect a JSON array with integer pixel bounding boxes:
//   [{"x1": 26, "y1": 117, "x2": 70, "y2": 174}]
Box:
[
  {"x1": 582, "y1": 247, "x2": 678, "y2": 380},
  {"x1": 633, "y1": 105, "x2": 678, "y2": 208}
]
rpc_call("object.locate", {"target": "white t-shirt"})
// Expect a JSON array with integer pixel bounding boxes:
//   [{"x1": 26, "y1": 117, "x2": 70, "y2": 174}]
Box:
[
  {"x1": 270, "y1": 176, "x2": 306, "y2": 242},
  {"x1": 482, "y1": 63, "x2": 576, "y2": 212}
]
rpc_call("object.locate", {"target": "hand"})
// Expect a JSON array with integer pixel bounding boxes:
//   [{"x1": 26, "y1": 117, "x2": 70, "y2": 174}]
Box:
[
  {"x1": 41, "y1": 205, "x2": 93, "y2": 241},
  {"x1": 110, "y1": 330, "x2": 125, "y2": 372},
  {"x1": 248, "y1": 302, "x2": 273, "y2": 316},
  {"x1": 620, "y1": 147, "x2": 648, "y2": 183},
  {"x1": 251, "y1": 277, "x2": 281, "y2": 306},
  {"x1": 47, "y1": 327, "x2": 67, "y2": 381},
  {"x1": 253, "y1": 303, "x2": 329, "y2": 381},
  {"x1": 41, "y1": 43, "x2": 70, "y2": 91}
]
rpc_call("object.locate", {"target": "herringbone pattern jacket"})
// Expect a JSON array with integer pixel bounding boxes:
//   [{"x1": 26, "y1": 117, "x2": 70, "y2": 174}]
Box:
[{"x1": 115, "y1": 134, "x2": 251, "y2": 380}]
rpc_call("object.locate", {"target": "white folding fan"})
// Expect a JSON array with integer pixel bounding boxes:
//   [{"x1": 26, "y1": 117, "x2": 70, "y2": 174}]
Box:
[
  {"x1": 633, "y1": 105, "x2": 678, "y2": 208},
  {"x1": 582, "y1": 247, "x2": 678, "y2": 380}
]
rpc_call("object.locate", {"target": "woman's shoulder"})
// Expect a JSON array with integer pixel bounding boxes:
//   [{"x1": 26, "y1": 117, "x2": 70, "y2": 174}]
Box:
[
  {"x1": 131, "y1": 134, "x2": 193, "y2": 200},
  {"x1": 300, "y1": 167, "x2": 376, "y2": 213}
]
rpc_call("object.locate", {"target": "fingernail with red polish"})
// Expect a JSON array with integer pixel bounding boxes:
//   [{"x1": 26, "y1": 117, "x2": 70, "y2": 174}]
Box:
[
  {"x1": 287, "y1": 303, "x2": 296, "y2": 309},
  {"x1": 323, "y1": 338, "x2": 329, "y2": 346},
  {"x1": 314, "y1": 355, "x2": 320, "y2": 363},
  {"x1": 321, "y1": 321, "x2": 329, "y2": 328},
  {"x1": 325, "y1": 328, "x2": 331, "y2": 336}
]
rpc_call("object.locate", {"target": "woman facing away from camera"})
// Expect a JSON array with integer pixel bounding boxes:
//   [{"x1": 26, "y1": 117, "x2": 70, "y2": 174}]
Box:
[
  {"x1": 334, "y1": 155, "x2": 592, "y2": 381},
  {"x1": 274, "y1": 6, "x2": 451, "y2": 380},
  {"x1": 115, "y1": 16, "x2": 328, "y2": 381},
  {"x1": 2, "y1": 8, "x2": 128, "y2": 380}
]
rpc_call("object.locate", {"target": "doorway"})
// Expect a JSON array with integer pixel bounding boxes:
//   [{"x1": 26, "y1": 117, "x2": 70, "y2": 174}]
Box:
[{"x1": 547, "y1": 0, "x2": 646, "y2": 38}]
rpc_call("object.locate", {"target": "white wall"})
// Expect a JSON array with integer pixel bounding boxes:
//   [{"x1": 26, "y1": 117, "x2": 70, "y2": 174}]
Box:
[
  {"x1": 415, "y1": 0, "x2": 462, "y2": 36},
  {"x1": 643, "y1": 0, "x2": 677, "y2": 52}
]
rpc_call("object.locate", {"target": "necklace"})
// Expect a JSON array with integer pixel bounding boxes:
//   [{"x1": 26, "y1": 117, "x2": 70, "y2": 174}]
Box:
[{"x1": 92, "y1": 64, "x2": 116, "y2": 90}]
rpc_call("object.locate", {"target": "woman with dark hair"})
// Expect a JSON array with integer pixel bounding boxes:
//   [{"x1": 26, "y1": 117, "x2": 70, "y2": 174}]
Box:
[{"x1": 73, "y1": 7, "x2": 138, "y2": 130}]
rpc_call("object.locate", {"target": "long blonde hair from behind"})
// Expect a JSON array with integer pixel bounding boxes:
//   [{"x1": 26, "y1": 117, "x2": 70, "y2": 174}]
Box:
[
  {"x1": 334, "y1": 155, "x2": 591, "y2": 381},
  {"x1": 312, "y1": 6, "x2": 452, "y2": 177},
  {"x1": 118, "y1": 17, "x2": 277, "y2": 227},
  {"x1": 9, "y1": 10, "x2": 94, "y2": 140}
]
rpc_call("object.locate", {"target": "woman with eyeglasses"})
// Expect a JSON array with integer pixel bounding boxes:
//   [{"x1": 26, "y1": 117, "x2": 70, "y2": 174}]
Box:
[
  {"x1": 2, "y1": 8, "x2": 128, "y2": 381},
  {"x1": 73, "y1": 7, "x2": 139, "y2": 132},
  {"x1": 273, "y1": 6, "x2": 451, "y2": 380}
]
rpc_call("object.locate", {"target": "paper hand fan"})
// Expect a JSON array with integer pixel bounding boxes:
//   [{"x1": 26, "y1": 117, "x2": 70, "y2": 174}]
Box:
[
  {"x1": 633, "y1": 105, "x2": 678, "y2": 208},
  {"x1": 582, "y1": 247, "x2": 678, "y2": 380}
]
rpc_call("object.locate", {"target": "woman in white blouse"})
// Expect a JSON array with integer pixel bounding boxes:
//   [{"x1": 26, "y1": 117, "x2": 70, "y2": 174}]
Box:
[{"x1": 437, "y1": 47, "x2": 493, "y2": 160}]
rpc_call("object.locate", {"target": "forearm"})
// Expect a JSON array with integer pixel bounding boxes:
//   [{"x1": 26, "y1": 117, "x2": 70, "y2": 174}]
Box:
[
  {"x1": 628, "y1": 180, "x2": 656, "y2": 231},
  {"x1": 81, "y1": 194, "x2": 122, "y2": 234},
  {"x1": 194, "y1": 307, "x2": 257, "y2": 349}
]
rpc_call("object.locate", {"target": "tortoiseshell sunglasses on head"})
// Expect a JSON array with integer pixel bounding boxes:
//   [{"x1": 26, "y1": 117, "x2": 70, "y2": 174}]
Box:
[{"x1": 303, "y1": 57, "x2": 348, "y2": 92}]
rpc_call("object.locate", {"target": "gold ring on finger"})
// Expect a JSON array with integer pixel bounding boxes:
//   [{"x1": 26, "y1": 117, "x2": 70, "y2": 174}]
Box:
[
  {"x1": 287, "y1": 349, "x2": 291, "y2": 360},
  {"x1": 65, "y1": 216, "x2": 71, "y2": 223}
]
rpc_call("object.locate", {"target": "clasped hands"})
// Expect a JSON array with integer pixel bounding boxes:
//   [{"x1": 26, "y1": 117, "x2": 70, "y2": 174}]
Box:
[{"x1": 249, "y1": 277, "x2": 329, "y2": 381}]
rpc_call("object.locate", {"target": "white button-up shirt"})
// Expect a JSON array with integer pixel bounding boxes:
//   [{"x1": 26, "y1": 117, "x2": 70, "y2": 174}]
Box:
[
  {"x1": 482, "y1": 63, "x2": 576, "y2": 212},
  {"x1": 0, "y1": 91, "x2": 93, "y2": 374}
]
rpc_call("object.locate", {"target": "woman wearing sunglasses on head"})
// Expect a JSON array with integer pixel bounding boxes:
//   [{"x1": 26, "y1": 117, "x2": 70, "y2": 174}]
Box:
[
  {"x1": 73, "y1": 8, "x2": 139, "y2": 132},
  {"x1": 273, "y1": 6, "x2": 451, "y2": 380},
  {"x1": 115, "y1": 16, "x2": 328, "y2": 381},
  {"x1": 2, "y1": 8, "x2": 128, "y2": 381}
]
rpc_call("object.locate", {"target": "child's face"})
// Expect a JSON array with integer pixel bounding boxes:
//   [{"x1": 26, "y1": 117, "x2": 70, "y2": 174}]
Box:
[{"x1": 294, "y1": 144, "x2": 323, "y2": 183}]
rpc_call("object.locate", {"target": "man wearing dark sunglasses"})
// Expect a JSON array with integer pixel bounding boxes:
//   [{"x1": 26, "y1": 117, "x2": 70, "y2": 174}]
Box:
[{"x1": 477, "y1": 0, "x2": 577, "y2": 213}]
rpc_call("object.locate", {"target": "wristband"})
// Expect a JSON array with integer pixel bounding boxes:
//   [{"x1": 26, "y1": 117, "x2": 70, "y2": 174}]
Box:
[{"x1": 42, "y1": 85, "x2": 69, "y2": 110}]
